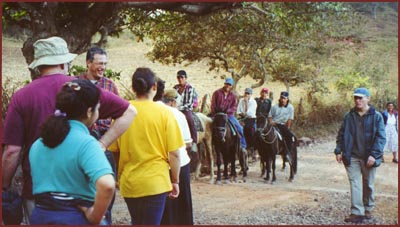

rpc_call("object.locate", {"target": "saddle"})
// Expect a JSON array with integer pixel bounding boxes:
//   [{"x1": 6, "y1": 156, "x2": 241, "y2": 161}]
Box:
[{"x1": 192, "y1": 112, "x2": 204, "y2": 132}]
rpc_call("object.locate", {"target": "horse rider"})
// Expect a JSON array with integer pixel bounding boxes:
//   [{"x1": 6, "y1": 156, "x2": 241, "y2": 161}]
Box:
[
  {"x1": 255, "y1": 87, "x2": 272, "y2": 118},
  {"x1": 173, "y1": 70, "x2": 198, "y2": 152},
  {"x1": 237, "y1": 88, "x2": 257, "y2": 162},
  {"x1": 210, "y1": 78, "x2": 247, "y2": 153},
  {"x1": 268, "y1": 91, "x2": 295, "y2": 161}
]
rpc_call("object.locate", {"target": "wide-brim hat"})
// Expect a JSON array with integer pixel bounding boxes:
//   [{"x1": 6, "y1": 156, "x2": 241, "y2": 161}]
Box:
[{"x1": 28, "y1": 36, "x2": 77, "y2": 70}]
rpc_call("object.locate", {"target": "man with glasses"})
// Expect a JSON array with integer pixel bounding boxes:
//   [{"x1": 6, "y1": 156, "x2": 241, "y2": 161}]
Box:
[
  {"x1": 237, "y1": 88, "x2": 257, "y2": 162},
  {"x1": 334, "y1": 87, "x2": 386, "y2": 223},
  {"x1": 77, "y1": 47, "x2": 119, "y2": 224},
  {"x1": 2, "y1": 37, "x2": 136, "y2": 224},
  {"x1": 210, "y1": 78, "x2": 247, "y2": 152},
  {"x1": 173, "y1": 70, "x2": 198, "y2": 152},
  {"x1": 268, "y1": 91, "x2": 295, "y2": 159}
]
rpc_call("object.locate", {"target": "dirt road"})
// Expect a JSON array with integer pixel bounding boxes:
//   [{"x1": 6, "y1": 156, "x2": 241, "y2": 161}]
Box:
[{"x1": 112, "y1": 137, "x2": 398, "y2": 225}]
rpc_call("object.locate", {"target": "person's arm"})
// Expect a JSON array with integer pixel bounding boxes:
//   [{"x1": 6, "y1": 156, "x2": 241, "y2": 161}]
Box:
[
  {"x1": 334, "y1": 117, "x2": 346, "y2": 163},
  {"x1": 99, "y1": 104, "x2": 137, "y2": 149},
  {"x1": 79, "y1": 174, "x2": 115, "y2": 224},
  {"x1": 368, "y1": 113, "x2": 387, "y2": 167},
  {"x1": 2, "y1": 145, "x2": 22, "y2": 189},
  {"x1": 168, "y1": 149, "x2": 181, "y2": 199},
  {"x1": 286, "y1": 119, "x2": 292, "y2": 129}
]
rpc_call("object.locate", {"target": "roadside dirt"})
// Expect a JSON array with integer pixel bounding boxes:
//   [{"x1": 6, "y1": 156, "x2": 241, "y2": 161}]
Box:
[{"x1": 112, "y1": 137, "x2": 398, "y2": 225}]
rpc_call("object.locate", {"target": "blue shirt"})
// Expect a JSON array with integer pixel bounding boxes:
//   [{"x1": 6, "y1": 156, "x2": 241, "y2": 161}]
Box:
[{"x1": 29, "y1": 120, "x2": 113, "y2": 201}]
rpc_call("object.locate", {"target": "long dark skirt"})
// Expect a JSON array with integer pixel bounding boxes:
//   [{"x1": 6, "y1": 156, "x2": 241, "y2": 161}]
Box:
[{"x1": 161, "y1": 163, "x2": 193, "y2": 225}]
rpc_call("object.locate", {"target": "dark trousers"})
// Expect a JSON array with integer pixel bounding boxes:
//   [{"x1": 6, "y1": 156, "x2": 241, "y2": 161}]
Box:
[
  {"x1": 243, "y1": 118, "x2": 256, "y2": 149},
  {"x1": 275, "y1": 124, "x2": 295, "y2": 153},
  {"x1": 161, "y1": 163, "x2": 193, "y2": 225},
  {"x1": 182, "y1": 110, "x2": 197, "y2": 143},
  {"x1": 104, "y1": 151, "x2": 116, "y2": 225},
  {"x1": 124, "y1": 193, "x2": 167, "y2": 225}
]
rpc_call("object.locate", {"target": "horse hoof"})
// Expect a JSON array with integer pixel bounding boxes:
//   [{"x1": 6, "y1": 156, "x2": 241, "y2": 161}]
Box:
[
  {"x1": 288, "y1": 178, "x2": 294, "y2": 182},
  {"x1": 242, "y1": 177, "x2": 247, "y2": 182},
  {"x1": 215, "y1": 180, "x2": 222, "y2": 185}
]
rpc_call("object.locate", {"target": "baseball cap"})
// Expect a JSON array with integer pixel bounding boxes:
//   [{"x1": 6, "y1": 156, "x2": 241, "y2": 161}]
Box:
[
  {"x1": 177, "y1": 70, "x2": 187, "y2": 78},
  {"x1": 224, "y1": 78, "x2": 234, "y2": 86},
  {"x1": 245, "y1": 88, "x2": 252, "y2": 94},
  {"x1": 28, "y1": 36, "x2": 77, "y2": 69},
  {"x1": 261, "y1": 88, "x2": 269, "y2": 93},
  {"x1": 353, "y1": 87, "x2": 370, "y2": 97},
  {"x1": 280, "y1": 91, "x2": 289, "y2": 98}
]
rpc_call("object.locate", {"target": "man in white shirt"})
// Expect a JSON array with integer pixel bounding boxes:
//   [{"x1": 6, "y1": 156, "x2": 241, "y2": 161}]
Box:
[{"x1": 237, "y1": 88, "x2": 258, "y2": 162}]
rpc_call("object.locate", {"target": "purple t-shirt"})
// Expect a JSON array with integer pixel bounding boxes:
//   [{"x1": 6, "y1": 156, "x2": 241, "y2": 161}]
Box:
[
  {"x1": 2, "y1": 73, "x2": 129, "y2": 198},
  {"x1": 211, "y1": 88, "x2": 238, "y2": 116}
]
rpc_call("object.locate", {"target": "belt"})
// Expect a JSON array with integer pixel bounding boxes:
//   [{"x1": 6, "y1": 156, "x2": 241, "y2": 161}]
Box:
[{"x1": 34, "y1": 192, "x2": 93, "y2": 211}]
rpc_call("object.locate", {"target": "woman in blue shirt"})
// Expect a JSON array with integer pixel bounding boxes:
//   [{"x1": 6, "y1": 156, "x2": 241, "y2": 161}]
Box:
[{"x1": 29, "y1": 79, "x2": 115, "y2": 225}]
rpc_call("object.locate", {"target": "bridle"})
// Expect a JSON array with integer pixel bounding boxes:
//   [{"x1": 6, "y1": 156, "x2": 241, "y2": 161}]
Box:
[
  {"x1": 257, "y1": 118, "x2": 278, "y2": 144},
  {"x1": 214, "y1": 112, "x2": 228, "y2": 140}
]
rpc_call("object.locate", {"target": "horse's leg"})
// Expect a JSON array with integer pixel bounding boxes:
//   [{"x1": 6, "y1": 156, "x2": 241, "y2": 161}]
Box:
[
  {"x1": 215, "y1": 148, "x2": 222, "y2": 184},
  {"x1": 272, "y1": 142, "x2": 277, "y2": 182},
  {"x1": 194, "y1": 143, "x2": 201, "y2": 180},
  {"x1": 288, "y1": 145, "x2": 297, "y2": 182},
  {"x1": 205, "y1": 139, "x2": 215, "y2": 184}
]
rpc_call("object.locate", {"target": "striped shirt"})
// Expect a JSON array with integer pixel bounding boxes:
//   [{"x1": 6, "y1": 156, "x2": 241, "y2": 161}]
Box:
[
  {"x1": 78, "y1": 74, "x2": 119, "y2": 135},
  {"x1": 173, "y1": 83, "x2": 196, "y2": 111}
]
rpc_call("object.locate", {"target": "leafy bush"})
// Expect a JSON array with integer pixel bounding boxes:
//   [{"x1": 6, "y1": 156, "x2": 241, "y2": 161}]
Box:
[
  {"x1": 68, "y1": 65, "x2": 122, "y2": 81},
  {"x1": 2, "y1": 77, "x2": 28, "y2": 119}
]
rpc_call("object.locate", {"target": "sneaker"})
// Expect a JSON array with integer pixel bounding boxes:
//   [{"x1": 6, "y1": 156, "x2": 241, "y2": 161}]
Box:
[
  {"x1": 364, "y1": 211, "x2": 372, "y2": 220},
  {"x1": 344, "y1": 214, "x2": 364, "y2": 223},
  {"x1": 393, "y1": 159, "x2": 398, "y2": 163},
  {"x1": 191, "y1": 143, "x2": 198, "y2": 152}
]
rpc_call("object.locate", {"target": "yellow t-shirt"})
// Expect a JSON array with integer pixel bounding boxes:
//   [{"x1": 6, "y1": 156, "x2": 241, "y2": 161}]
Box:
[{"x1": 109, "y1": 100, "x2": 184, "y2": 198}]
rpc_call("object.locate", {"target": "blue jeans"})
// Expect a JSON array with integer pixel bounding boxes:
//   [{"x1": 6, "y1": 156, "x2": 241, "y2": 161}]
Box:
[
  {"x1": 228, "y1": 115, "x2": 247, "y2": 149},
  {"x1": 30, "y1": 206, "x2": 107, "y2": 225},
  {"x1": 124, "y1": 193, "x2": 167, "y2": 225}
]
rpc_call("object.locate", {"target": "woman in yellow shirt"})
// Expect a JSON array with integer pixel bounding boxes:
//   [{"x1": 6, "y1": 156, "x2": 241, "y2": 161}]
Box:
[{"x1": 109, "y1": 67, "x2": 183, "y2": 225}]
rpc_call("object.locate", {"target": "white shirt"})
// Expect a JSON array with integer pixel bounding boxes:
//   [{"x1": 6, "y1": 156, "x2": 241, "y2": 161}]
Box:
[
  {"x1": 387, "y1": 113, "x2": 396, "y2": 125},
  {"x1": 237, "y1": 97, "x2": 257, "y2": 118},
  {"x1": 156, "y1": 101, "x2": 191, "y2": 166}
]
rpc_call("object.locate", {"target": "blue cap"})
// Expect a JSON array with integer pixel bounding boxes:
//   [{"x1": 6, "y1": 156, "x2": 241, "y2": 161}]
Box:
[
  {"x1": 225, "y1": 78, "x2": 234, "y2": 86},
  {"x1": 280, "y1": 91, "x2": 289, "y2": 98},
  {"x1": 353, "y1": 87, "x2": 370, "y2": 97}
]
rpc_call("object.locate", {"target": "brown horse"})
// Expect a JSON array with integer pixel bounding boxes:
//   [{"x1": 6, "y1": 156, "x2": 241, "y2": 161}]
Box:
[
  {"x1": 212, "y1": 112, "x2": 247, "y2": 184},
  {"x1": 255, "y1": 115, "x2": 297, "y2": 182},
  {"x1": 192, "y1": 112, "x2": 215, "y2": 184}
]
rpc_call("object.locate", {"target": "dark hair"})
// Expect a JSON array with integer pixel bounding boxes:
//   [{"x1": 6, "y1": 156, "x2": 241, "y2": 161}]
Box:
[
  {"x1": 153, "y1": 78, "x2": 166, "y2": 102},
  {"x1": 131, "y1": 67, "x2": 156, "y2": 97},
  {"x1": 86, "y1": 47, "x2": 107, "y2": 62},
  {"x1": 177, "y1": 70, "x2": 187, "y2": 78},
  {"x1": 41, "y1": 79, "x2": 100, "y2": 148},
  {"x1": 387, "y1": 101, "x2": 395, "y2": 107}
]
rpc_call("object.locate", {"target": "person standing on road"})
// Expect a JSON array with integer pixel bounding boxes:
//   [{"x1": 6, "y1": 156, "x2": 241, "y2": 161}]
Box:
[
  {"x1": 381, "y1": 101, "x2": 398, "y2": 163},
  {"x1": 108, "y1": 68, "x2": 183, "y2": 225},
  {"x1": 173, "y1": 70, "x2": 198, "y2": 153},
  {"x1": 1, "y1": 36, "x2": 136, "y2": 224},
  {"x1": 77, "y1": 47, "x2": 119, "y2": 225},
  {"x1": 334, "y1": 87, "x2": 386, "y2": 223}
]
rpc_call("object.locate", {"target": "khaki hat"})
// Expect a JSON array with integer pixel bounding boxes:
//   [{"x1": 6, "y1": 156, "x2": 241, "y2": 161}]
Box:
[
  {"x1": 164, "y1": 89, "x2": 178, "y2": 100},
  {"x1": 28, "y1": 36, "x2": 77, "y2": 69}
]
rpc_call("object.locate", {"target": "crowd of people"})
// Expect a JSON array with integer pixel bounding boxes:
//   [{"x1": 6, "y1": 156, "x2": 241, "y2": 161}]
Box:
[{"x1": 1, "y1": 36, "x2": 395, "y2": 225}]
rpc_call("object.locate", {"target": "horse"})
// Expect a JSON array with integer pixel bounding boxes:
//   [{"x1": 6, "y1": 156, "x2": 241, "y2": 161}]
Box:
[
  {"x1": 212, "y1": 112, "x2": 247, "y2": 184},
  {"x1": 255, "y1": 115, "x2": 297, "y2": 182},
  {"x1": 191, "y1": 112, "x2": 215, "y2": 184}
]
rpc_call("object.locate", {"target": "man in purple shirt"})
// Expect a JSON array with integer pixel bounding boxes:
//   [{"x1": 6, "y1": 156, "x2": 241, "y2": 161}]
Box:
[
  {"x1": 210, "y1": 78, "x2": 247, "y2": 150},
  {"x1": 1, "y1": 36, "x2": 137, "y2": 224}
]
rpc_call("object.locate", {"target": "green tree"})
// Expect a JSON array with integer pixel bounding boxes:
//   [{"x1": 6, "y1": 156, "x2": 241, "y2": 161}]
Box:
[{"x1": 2, "y1": 2, "x2": 239, "y2": 78}]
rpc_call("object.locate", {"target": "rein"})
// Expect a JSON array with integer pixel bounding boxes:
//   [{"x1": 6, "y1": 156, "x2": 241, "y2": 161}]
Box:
[{"x1": 258, "y1": 122, "x2": 278, "y2": 144}]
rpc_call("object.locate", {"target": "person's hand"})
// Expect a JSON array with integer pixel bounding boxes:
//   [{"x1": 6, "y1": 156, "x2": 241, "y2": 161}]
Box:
[
  {"x1": 78, "y1": 205, "x2": 100, "y2": 224},
  {"x1": 168, "y1": 183, "x2": 180, "y2": 199},
  {"x1": 366, "y1": 155, "x2": 376, "y2": 168},
  {"x1": 336, "y1": 154, "x2": 342, "y2": 163},
  {"x1": 270, "y1": 121, "x2": 276, "y2": 126}
]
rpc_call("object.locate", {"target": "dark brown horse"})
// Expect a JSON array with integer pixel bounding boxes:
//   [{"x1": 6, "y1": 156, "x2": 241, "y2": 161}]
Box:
[
  {"x1": 212, "y1": 112, "x2": 247, "y2": 184},
  {"x1": 255, "y1": 115, "x2": 297, "y2": 182}
]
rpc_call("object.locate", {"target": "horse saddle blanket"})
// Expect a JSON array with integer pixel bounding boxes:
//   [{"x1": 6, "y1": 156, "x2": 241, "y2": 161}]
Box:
[{"x1": 192, "y1": 112, "x2": 204, "y2": 132}]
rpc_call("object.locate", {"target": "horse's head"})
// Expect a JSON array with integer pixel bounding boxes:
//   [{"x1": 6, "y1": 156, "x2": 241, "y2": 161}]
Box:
[
  {"x1": 213, "y1": 112, "x2": 228, "y2": 143},
  {"x1": 256, "y1": 115, "x2": 268, "y2": 136},
  {"x1": 255, "y1": 115, "x2": 275, "y2": 143}
]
